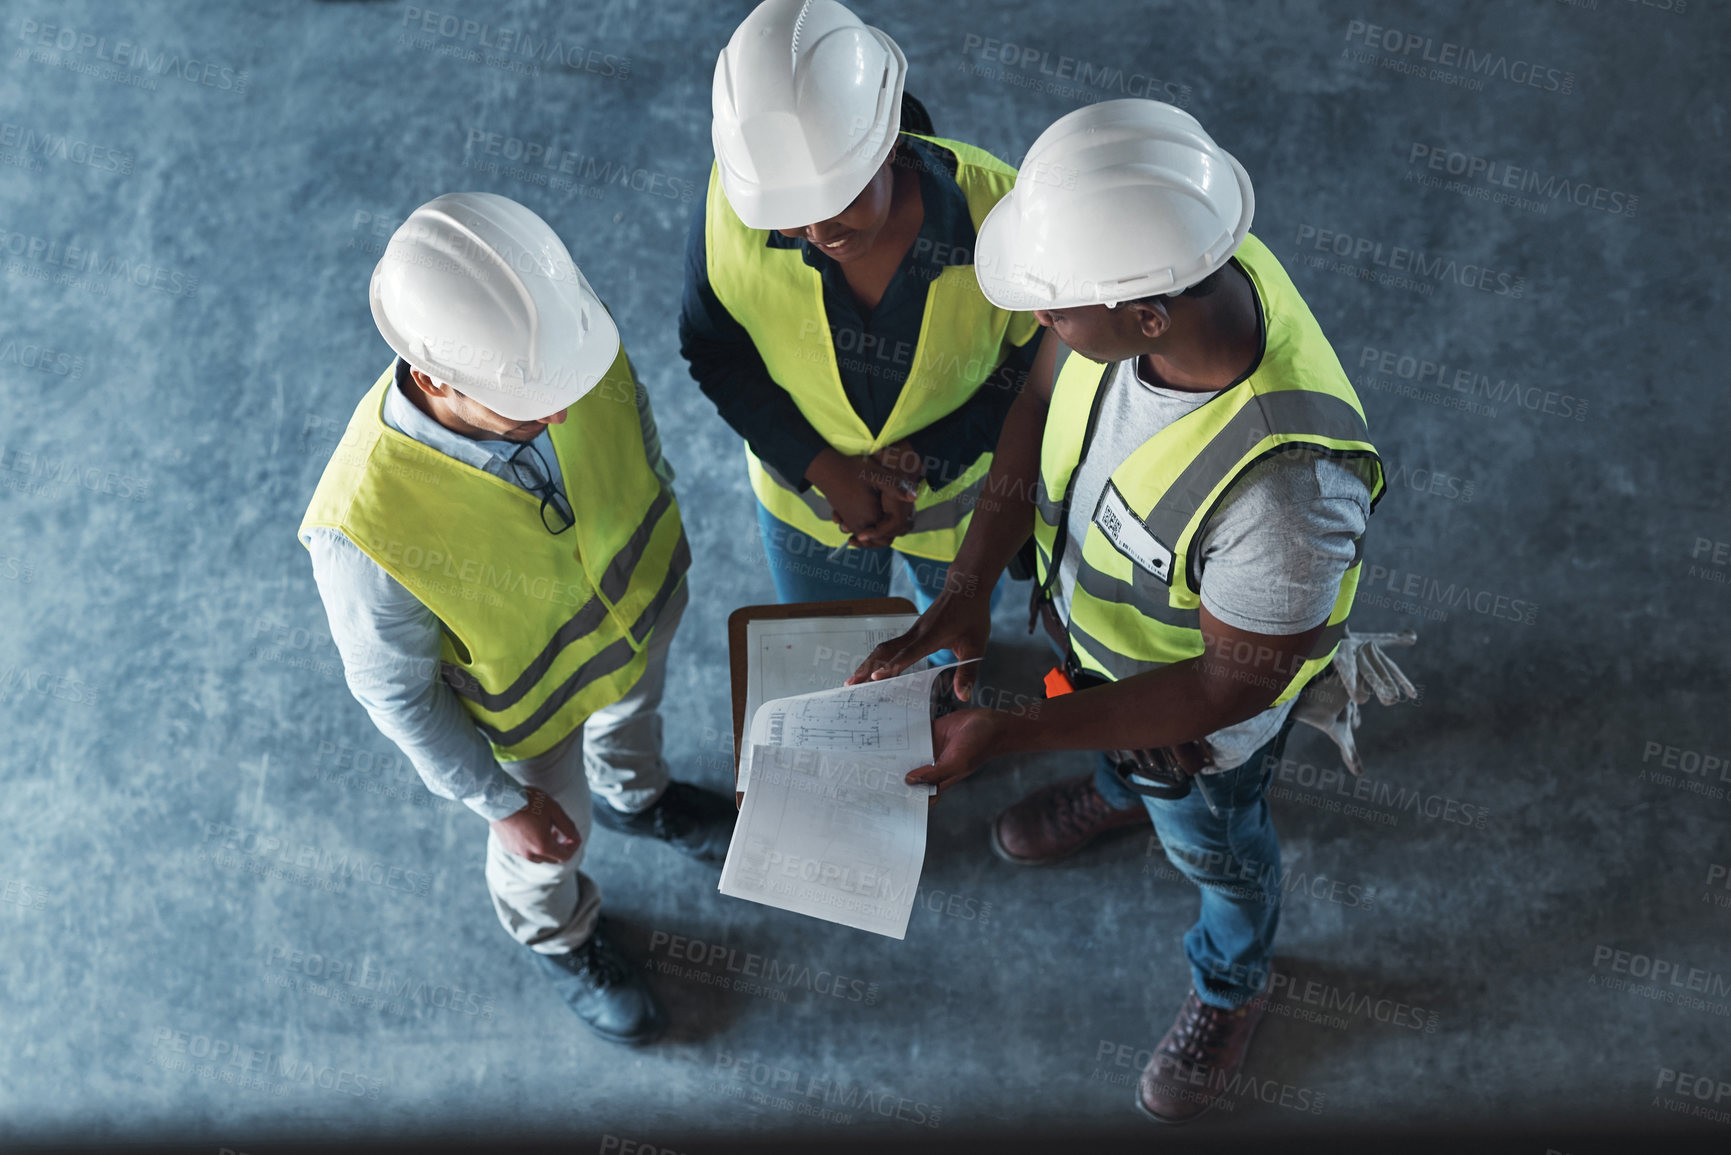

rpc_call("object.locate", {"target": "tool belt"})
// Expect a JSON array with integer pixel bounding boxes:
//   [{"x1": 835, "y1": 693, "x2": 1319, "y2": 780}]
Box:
[{"x1": 1032, "y1": 592, "x2": 1208, "y2": 801}]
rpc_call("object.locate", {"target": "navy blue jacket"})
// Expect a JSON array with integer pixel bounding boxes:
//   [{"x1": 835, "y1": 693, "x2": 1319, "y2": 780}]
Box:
[{"x1": 679, "y1": 135, "x2": 1037, "y2": 493}]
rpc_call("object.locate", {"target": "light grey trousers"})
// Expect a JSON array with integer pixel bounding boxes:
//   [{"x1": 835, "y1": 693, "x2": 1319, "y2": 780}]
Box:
[{"x1": 484, "y1": 583, "x2": 686, "y2": 955}]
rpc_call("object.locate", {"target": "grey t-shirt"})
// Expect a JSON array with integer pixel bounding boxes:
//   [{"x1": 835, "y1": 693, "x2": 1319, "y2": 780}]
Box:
[{"x1": 1053, "y1": 357, "x2": 1374, "y2": 771}]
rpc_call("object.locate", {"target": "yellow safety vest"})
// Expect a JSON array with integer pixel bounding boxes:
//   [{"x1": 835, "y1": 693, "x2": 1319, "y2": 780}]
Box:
[
  {"x1": 704, "y1": 133, "x2": 1041, "y2": 561},
  {"x1": 299, "y1": 353, "x2": 690, "y2": 761},
  {"x1": 1032, "y1": 234, "x2": 1385, "y2": 704}
]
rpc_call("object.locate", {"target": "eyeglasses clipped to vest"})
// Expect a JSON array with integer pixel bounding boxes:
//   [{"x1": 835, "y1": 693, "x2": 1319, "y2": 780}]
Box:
[{"x1": 503, "y1": 440, "x2": 576, "y2": 535}]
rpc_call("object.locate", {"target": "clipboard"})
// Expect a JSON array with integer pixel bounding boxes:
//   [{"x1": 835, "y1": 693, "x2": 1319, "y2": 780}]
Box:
[{"x1": 727, "y1": 597, "x2": 917, "y2": 805}]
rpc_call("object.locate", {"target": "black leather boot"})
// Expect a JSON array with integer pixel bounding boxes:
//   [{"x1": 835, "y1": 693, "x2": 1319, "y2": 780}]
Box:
[
  {"x1": 531, "y1": 918, "x2": 666, "y2": 1045},
  {"x1": 592, "y1": 781, "x2": 736, "y2": 865}
]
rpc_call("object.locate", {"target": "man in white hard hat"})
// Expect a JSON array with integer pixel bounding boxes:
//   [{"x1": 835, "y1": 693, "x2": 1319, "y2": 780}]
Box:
[
  {"x1": 299, "y1": 192, "x2": 734, "y2": 1045},
  {"x1": 850, "y1": 101, "x2": 1385, "y2": 1122},
  {"x1": 682, "y1": 0, "x2": 1040, "y2": 612}
]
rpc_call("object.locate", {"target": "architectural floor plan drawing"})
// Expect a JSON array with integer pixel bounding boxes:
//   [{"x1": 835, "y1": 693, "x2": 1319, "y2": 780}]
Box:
[
  {"x1": 738, "y1": 659, "x2": 953, "y2": 790},
  {"x1": 781, "y1": 685, "x2": 910, "y2": 751},
  {"x1": 792, "y1": 725, "x2": 884, "y2": 748},
  {"x1": 737, "y1": 613, "x2": 917, "y2": 789}
]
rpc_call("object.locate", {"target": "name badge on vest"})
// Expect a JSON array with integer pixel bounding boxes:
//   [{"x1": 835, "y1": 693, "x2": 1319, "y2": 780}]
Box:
[{"x1": 1095, "y1": 482, "x2": 1173, "y2": 584}]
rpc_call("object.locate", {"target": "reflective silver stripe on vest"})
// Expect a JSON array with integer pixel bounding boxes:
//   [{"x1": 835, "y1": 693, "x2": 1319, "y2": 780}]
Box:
[
  {"x1": 464, "y1": 636, "x2": 641, "y2": 750},
  {"x1": 1069, "y1": 606, "x2": 1348, "y2": 681},
  {"x1": 443, "y1": 505, "x2": 686, "y2": 713},
  {"x1": 1067, "y1": 615, "x2": 1167, "y2": 681},
  {"x1": 760, "y1": 461, "x2": 834, "y2": 523},
  {"x1": 1308, "y1": 618, "x2": 1347, "y2": 660},
  {"x1": 1140, "y1": 389, "x2": 1371, "y2": 558},
  {"x1": 629, "y1": 533, "x2": 691, "y2": 644},
  {"x1": 1033, "y1": 342, "x2": 1081, "y2": 525},
  {"x1": 453, "y1": 540, "x2": 692, "y2": 751},
  {"x1": 1073, "y1": 558, "x2": 1201, "y2": 629},
  {"x1": 762, "y1": 461, "x2": 986, "y2": 534},
  {"x1": 600, "y1": 488, "x2": 674, "y2": 604},
  {"x1": 444, "y1": 597, "x2": 610, "y2": 710},
  {"x1": 1033, "y1": 476, "x2": 1062, "y2": 526}
]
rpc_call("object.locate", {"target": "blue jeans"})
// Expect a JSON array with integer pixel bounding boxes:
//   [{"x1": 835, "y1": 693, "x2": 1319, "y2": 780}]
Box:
[
  {"x1": 754, "y1": 502, "x2": 1003, "y2": 614},
  {"x1": 1096, "y1": 721, "x2": 1295, "y2": 1010}
]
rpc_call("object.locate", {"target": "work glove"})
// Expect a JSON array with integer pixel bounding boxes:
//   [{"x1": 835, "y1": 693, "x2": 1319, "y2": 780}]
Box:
[{"x1": 1290, "y1": 627, "x2": 1419, "y2": 776}]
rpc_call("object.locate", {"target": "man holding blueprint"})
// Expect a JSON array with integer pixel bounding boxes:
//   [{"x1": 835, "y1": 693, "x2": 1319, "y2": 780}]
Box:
[{"x1": 846, "y1": 102, "x2": 1384, "y2": 1125}]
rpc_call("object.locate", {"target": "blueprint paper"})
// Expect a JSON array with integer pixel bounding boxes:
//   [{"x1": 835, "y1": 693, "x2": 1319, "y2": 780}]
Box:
[
  {"x1": 738, "y1": 661, "x2": 954, "y2": 794},
  {"x1": 720, "y1": 662, "x2": 974, "y2": 938},
  {"x1": 719, "y1": 745, "x2": 931, "y2": 939},
  {"x1": 737, "y1": 613, "x2": 917, "y2": 792}
]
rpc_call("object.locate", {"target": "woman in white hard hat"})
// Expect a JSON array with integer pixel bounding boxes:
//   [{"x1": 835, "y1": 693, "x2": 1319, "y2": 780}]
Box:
[{"x1": 680, "y1": 0, "x2": 1040, "y2": 609}]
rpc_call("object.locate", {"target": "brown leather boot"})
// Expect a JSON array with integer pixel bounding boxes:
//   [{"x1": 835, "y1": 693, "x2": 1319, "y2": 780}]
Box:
[
  {"x1": 990, "y1": 772, "x2": 1152, "y2": 866},
  {"x1": 1135, "y1": 985, "x2": 1271, "y2": 1125}
]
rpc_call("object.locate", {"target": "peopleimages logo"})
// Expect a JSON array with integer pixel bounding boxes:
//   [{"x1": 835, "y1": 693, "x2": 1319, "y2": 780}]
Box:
[
  {"x1": 1090, "y1": 1039, "x2": 1327, "y2": 1112},
  {"x1": 1637, "y1": 739, "x2": 1731, "y2": 802},
  {"x1": 959, "y1": 34, "x2": 1191, "y2": 105},
  {"x1": 263, "y1": 944, "x2": 496, "y2": 1019},
  {"x1": 401, "y1": 8, "x2": 630, "y2": 77},
  {"x1": 462, "y1": 130, "x2": 699, "y2": 202},
  {"x1": 1355, "y1": 346, "x2": 1588, "y2": 421},
  {"x1": 1, "y1": 877, "x2": 49, "y2": 911},
  {"x1": 1295, "y1": 225, "x2": 1525, "y2": 298},
  {"x1": 1342, "y1": 18, "x2": 1575, "y2": 94},
  {"x1": 1406, "y1": 143, "x2": 1637, "y2": 217},
  {"x1": 712, "y1": 1051, "x2": 942, "y2": 1128},
  {"x1": 649, "y1": 931, "x2": 881, "y2": 1005},
  {"x1": 0, "y1": 664, "x2": 101, "y2": 707},
  {"x1": 16, "y1": 19, "x2": 249, "y2": 93},
  {"x1": 1264, "y1": 754, "x2": 1490, "y2": 830},
  {"x1": 200, "y1": 821, "x2": 435, "y2": 898},
  {"x1": 0, "y1": 444, "x2": 151, "y2": 502},
  {"x1": 0, "y1": 121, "x2": 133, "y2": 174},
  {"x1": 1149, "y1": 844, "x2": 1378, "y2": 911},
  {"x1": 1653, "y1": 1066, "x2": 1731, "y2": 1127},
  {"x1": 1360, "y1": 562, "x2": 1539, "y2": 626},
  {"x1": 1203, "y1": 961, "x2": 1441, "y2": 1033},
  {"x1": 0, "y1": 335, "x2": 83, "y2": 378},
  {"x1": 0, "y1": 227, "x2": 198, "y2": 298},
  {"x1": 1382, "y1": 461, "x2": 1475, "y2": 503},
  {"x1": 150, "y1": 1028, "x2": 383, "y2": 1099},
  {"x1": 1591, "y1": 946, "x2": 1731, "y2": 1000}
]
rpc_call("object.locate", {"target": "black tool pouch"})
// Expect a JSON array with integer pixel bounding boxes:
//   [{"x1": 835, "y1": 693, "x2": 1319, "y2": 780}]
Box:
[{"x1": 1063, "y1": 656, "x2": 1195, "y2": 802}]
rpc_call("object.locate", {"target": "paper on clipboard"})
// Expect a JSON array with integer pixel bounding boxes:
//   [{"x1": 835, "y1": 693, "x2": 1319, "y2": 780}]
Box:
[
  {"x1": 736, "y1": 612, "x2": 917, "y2": 792},
  {"x1": 738, "y1": 661, "x2": 952, "y2": 795}
]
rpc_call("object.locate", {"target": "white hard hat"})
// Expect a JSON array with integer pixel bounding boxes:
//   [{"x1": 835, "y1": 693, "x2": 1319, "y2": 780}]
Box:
[
  {"x1": 974, "y1": 99, "x2": 1255, "y2": 311},
  {"x1": 369, "y1": 192, "x2": 620, "y2": 421},
  {"x1": 711, "y1": 0, "x2": 907, "y2": 230}
]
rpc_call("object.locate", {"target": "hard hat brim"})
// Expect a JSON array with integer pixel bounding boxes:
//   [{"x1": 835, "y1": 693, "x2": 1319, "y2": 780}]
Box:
[
  {"x1": 369, "y1": 190, "x2": 624, "y2": 423},
  {"x1": 974, "y1": 151, "x2": 1256, "y2": 312},
  {"x1": 711, "y1": 23, "x2": 907, "y2": 233},
  {"x1": 717, "y1": 160, "x2": 892, "y2": 234},
  {"x1": 371, "y1": 290, "x2": 621, "y2": 423}
]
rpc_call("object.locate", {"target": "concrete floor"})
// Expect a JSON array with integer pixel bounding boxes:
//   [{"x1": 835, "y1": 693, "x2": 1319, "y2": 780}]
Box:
[{"x1": 1, "y1": 0, "x2": 1727, "y2": 1151}]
